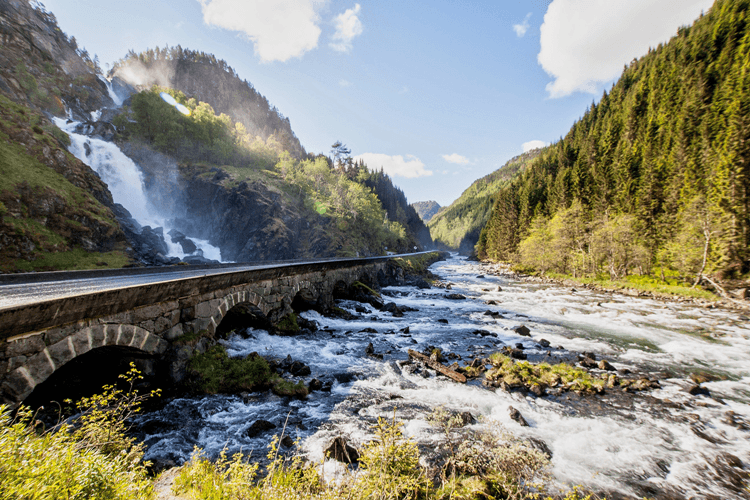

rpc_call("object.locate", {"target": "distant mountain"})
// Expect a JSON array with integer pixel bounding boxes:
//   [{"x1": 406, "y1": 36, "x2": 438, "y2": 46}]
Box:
[
  {"x1": 411, "y1": 201, "x2": 441, "y2": 222},
  {"x1": 110, "y1": 46, "x2": 306, "y2": 158},
  {"x1": 428, "y1": 150, "x2": 542, "y2": 254},
  {"x1": 478, "y1": 0, "x2": 750, "y2": 281}
]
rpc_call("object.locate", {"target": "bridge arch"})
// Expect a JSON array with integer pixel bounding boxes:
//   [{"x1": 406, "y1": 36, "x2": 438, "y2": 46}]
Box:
[{"x1": 4, "y1": 324, "x2": 167, "y2": 404}]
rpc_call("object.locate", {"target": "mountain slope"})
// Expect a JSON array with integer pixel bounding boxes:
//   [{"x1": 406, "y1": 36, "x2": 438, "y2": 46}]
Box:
[
  {"x1": 111, "y1": 47, "x2": 305, "y2": 158},
  {"x1": 478, "y1": 0, "x2": 750, "y2": 280},
  {"x1": 428, "y1": 150, "x2": 542, "y2": 254},
  {"x1": 411, "y1": 201, "x2": 441, "y2": 222}
]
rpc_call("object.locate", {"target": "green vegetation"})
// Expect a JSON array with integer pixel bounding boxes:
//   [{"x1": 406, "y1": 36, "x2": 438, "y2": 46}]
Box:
[
  {"x1": 0, "y1": 366, "x2": 599, "y2": 499},
  {"x1": 187, "y1": 345, "x2": 309, "y2": 398},
  {"x1": 11, "y1": 246, "x2": 130, "y2": 272},
  {"x1": 173, "y1": 415, "x2": 594, "y2": 500},
  {"x1": 478, "y1": 0, "x2": 750, "y2": 285},
  {"x1": 0, "y1": 364, "x2": 157, "y2": 499},
  {"x1": 485, "y1": 354, "x2": 605, "y2": 395},
  {"x1": 0, "y1": 95, "x2": 127, "y2": 272},
  {"x1": 187, "y1": 345, "x2": 273, "y2": 394},
  {"x1": 391, "y1": 251, "x2": 444, "y2": 275},
  {"x1": 275, "y1": 313, "x2": 300, "y2": 334},
  {"x1": 429, "y1": 150, "x2": 541, "y2": 252},
  {"x1": 351, "y1": 281, "x2": 381, "y2": 298}
]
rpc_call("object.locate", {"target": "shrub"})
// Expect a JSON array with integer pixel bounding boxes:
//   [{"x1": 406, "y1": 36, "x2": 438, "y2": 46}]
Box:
[
  {"x1": 187, "y1": 345, "x2": 273, "y2": 394},
  {"x1": 0, "y1": 363, "x2": 157, "y2": 499}
]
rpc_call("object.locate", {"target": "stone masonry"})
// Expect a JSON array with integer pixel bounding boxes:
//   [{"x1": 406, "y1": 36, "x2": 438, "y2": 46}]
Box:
[{"x1": 0, "y1": 259, "x2": 389, "y2": 407}]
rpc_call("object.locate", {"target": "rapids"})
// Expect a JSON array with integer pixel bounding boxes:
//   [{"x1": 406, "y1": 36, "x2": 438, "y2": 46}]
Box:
[{"x1": 134, "y1": 255, "x2": 750, "y2": 499}]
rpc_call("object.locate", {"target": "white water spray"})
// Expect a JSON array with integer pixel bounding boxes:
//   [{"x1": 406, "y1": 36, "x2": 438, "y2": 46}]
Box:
[{"x1": 52, "y1": 117, "x2": 225, "y2": 261}]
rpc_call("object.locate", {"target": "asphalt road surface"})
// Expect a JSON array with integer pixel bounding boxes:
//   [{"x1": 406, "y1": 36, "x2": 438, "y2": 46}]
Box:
[
  {"x1": 0, "y1": 264, "x2": 269, "y2": 310},
  {"x1": 0, "y1": 253, "x2": 431, "y2": 311}
]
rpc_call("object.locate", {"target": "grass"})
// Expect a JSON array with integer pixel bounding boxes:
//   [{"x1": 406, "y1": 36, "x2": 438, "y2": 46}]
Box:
[
  {"x1": 187, "y1": 345, "x2": 273, "y2": 394},
  {"x1": 187, "y1": 345, "x2": 308, "y2": 397},
  {"x1": 485, "y1": 354, "x2": 606, "y2": 395},
  {"x1": 275, "y1": 313, "x2": 300, "y2": 334},
  {"x1": 8, "y1": 246, "x2": 130, "y2": 272},
  {"x1": 542, "y1": 270, "x2": 719, "y2": 301},
  {"x1": 0, "y1": 366, "x2": 603, "y2": 500},
  {"x1": 0, "y1": 364, "x2": 156, "y2": 500}
]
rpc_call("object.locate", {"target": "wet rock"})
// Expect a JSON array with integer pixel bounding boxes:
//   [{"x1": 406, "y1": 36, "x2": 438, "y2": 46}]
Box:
[
  {"x1": 400, "y1": 326, "x2": 410, "y2": 334},
  {"x1": 325, "y1": 437, "x2": 359, "y2": 464},
  {"x1": 413, "y1": 277, "x2": 431, "y2": 289},
  {"x1": 485, "y1": 300, "x2": 498, "y2": 305},
  {"x1": 515, "y1": 343, "x2": 525, "y2": 349},
  {"x1": 383, "y1": 302, "x2": 404, "y2": 317},
  {"x1": 308, "y1": 378, "x2": 323, "y2": 391},
  {"x1": 501, "y1": 346, "x2": 527, "y2": 360},
  {"x1": 458, "y1": 411, "x2": 476, "y2": 426},
  {"x1": 582, "y1": 351, "x2": 597, "y2": 361},
  {"x1": 579, "y1": 356, "x2": 598, "y2": 369},
  {"x1": 472, "y1": 329, "x2": 494, "y2": 337},
  {"x1": 365, "y1": 342, "x2": 375, "y2": 355},
  {"x1": 476, "y1": 275, "x2": 485, "y2": 278},
  {"x1": 598, "y1": 359, "x2": 616, "y2": 371},
  {"x1": 281, "y1": 435, "x2": 295, "y2": 448},
  {"x1": 446, "y1": 293, "x2": 466, "y2": 300},
  {"x1": 539, "y1": 339, "x2": 551, "y2": 348},
  {"x1": 359, "y1": 327, "x2": 378, "y2": 333},
  {"x1": 289, "y1": 361, "x2": 311, "y2": 376},
  {"x1": 526, "y1": 438, "x2": 552, "y2": 459},
  {"x1": 529, "y1": 383, "x2": 545, "y2": 397},
  {"x1": 688, "y1": 384, "x2": 711, "y2": 397},
  {"x1": 438, "y1": 319, "x2": 449, "y2": 324},
  {"x1": 247, "y1": 419, "x2": 276, "y2": 437},
  {"x1": 496, "y1": 286, "x2": 502, "y2": 292},
  {"x1": 514, "y1": 325, "x2": 531, "y2": 337},
  {"x1": 508, "y1": 406, "x2": 529, "y2": 426},
  {"x1": 321, "y1": 381, "x2": 333, "y2": 392}
]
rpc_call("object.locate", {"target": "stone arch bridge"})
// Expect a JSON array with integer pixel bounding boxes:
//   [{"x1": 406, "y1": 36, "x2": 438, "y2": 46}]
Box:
[{"x1": 0, "y1": 255, "x2": 424, "y2": 406}]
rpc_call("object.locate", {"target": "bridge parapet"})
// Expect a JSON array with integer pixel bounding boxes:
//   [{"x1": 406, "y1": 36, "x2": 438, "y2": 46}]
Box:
[{"x1": 0, "y1": 256, "x2": 404, "y2": 406}]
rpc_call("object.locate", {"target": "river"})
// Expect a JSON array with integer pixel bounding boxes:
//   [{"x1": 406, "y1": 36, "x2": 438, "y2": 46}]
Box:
[{"x1": 133, "y1": 254, "x2": 750, "y2": 499}]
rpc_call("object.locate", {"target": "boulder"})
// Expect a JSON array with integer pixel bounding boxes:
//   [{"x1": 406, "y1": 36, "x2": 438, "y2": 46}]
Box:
[
  {"x1": 325, "y1": 437, "x2": 359, "y2": 464},
  {"x1": 513, "y1": 325, "x2": 531, "y2": 337},
  {"x1": 446, "y1": 293, "x2": 466, "y2": 300},
  {"x1": 383, "y1": 302, "x2": 404, "y2": 317},
  {"x1": 508, "y1": 406, "x2": 529, "y2": 427},
  {"x1": 247, "y1": 419, "x2": 276, "y2": 437}
]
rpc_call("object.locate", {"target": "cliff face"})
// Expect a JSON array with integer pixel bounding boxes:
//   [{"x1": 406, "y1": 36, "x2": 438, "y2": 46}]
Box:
[
  {"x1": 0, "y1": 0, "x2": 114, "y2": 120},
  {"x1": 0, "y1": 0, "x2": 127, "y2": 272}
]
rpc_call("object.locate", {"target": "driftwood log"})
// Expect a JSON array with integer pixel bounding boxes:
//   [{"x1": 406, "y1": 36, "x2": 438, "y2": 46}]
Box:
[{"x1": 408, "y1": 349, "x2": 467, "y2": 383}]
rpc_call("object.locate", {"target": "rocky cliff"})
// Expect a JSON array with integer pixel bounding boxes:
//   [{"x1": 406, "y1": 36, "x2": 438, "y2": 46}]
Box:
[
  {"x1": 0, "y1": 0, "x2": 127, "y2": 272},
  {"x1": 411, "y1": 200, "x2": 441, "y2": 223}
]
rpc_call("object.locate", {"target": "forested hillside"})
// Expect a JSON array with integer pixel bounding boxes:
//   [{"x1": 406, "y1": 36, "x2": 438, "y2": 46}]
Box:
[
  {"x1": 478, "y1": 0, "x2": 750, "y2": 283},
  {"x1": 429, "y1": 150, "x2": 541, "y2": 254},
  {"x1": 111, "y1": 46, "x2": 305, "y2": 158}
]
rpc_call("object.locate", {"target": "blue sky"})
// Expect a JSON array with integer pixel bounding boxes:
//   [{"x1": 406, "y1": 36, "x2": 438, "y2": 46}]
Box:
[{"x1": 40, "y1": 0, "x2": 714, "y2": 206}]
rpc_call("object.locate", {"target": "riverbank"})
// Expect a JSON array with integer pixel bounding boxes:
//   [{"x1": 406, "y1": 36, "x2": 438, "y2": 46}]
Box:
[{"x1": 476, "y1": 261, "x2": 750, "y2": 312}]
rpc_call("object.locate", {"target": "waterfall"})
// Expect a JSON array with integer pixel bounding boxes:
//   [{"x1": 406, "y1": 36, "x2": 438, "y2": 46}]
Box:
[{"x1": 52, "y1": 117, "x2": 225, "y2": 262}]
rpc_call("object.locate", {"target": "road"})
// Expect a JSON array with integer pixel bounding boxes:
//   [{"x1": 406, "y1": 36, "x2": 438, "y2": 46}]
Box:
[{"x1": 0, "y1": 253, "x2": 432, "y2": 310}]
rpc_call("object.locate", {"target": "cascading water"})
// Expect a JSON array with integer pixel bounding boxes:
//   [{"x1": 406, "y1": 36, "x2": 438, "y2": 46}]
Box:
[
  {"x1": 51, "y1": 116, "x2": 225, "y2": 262},
  {"x1": 133, "y1": 255, "x2": 750, "y2": 499}
]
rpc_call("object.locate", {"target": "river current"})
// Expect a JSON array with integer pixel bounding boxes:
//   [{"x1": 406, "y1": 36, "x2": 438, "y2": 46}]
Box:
[{"x1": 134, "y1": 255, "x2": 750, "y2": 499}]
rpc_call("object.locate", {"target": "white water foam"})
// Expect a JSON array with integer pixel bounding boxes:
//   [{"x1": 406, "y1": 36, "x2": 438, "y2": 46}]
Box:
[{"x1": 52, "y1": 117, "x2": 225, "y2": 261}]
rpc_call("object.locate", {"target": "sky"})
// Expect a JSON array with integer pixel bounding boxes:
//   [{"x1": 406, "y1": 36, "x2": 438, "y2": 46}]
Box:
[{"x1": 39, "y1": 0, "x2": 715, "y2": 206}]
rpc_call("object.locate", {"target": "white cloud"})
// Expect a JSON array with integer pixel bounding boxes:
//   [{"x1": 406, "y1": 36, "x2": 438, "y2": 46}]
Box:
[
  {"x1": 355, "y1": 153, "x2": 432, "y2": 178},
  {"x1": 442, "y1": 153, "x2": 470, "y2": 165},
  {"x1": 513, "y1": 13, "x2": 532, "y2": 37},
  {"x1": 522, "y1": 140, "x2": 548, "y2": 152},
  {"x1": 339, "y1": 79, "x2": 352, "y2": 87},
  {"x1": 538, "y1": 0, "x2": 714, "y2": 97},
  {"x1": 198, "y1": 0, "x2": 322, "y2": 62},
  {"x1": 330, "y1": 4, "x2": 363, "y2": 52}
]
